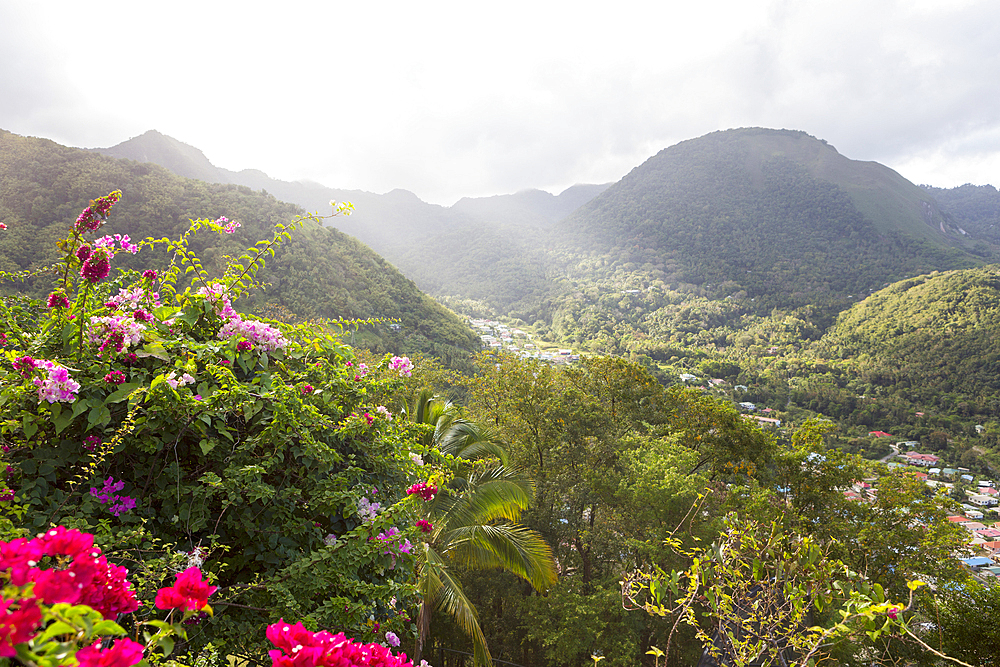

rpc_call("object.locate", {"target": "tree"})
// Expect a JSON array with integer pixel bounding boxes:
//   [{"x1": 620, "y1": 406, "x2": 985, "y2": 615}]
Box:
[{"x1": 407, "y1": 391, "x2": 557, "y2": 667}]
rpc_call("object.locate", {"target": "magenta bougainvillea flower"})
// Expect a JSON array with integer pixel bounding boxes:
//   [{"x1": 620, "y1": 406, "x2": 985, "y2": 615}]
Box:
[
  {"x1": 47, "y1": 291, "x2": 70, "y2": 309},
  {"x1": 75, "y1": 637, "x2": 144, "y2": 667},
  {"x1": 266, "y1": 619, "x2": 414, "y2": 667},
  {"x1": 80, "y1": 248, "x2": 112, "y2": 283},
  {"x1": 74, "y1": 191, "x2": 122, "y2": 233},
  {"x1": 154, "y1": 567, "x2": 217, "y2": 612},
  {"x1": 406, "y1": 482, "x2": 437, "y2": 501}
]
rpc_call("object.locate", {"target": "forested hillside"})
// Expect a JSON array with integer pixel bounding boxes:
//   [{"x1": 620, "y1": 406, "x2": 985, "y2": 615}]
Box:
[
  {"x1": 1, "y1": 129, "x2": 479, "y2": 364},
  {"x1": 555, "y1": 128, "x2": 984, "y2": 314},
  {"x1": 924, "y1": 182, "x2": 1000, "y2": 246}
]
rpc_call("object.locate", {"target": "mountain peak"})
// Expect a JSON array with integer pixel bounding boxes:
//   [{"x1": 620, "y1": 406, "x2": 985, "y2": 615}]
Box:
[{"x1": 96, "y1": 130, "x2": 227, "y2": 184}]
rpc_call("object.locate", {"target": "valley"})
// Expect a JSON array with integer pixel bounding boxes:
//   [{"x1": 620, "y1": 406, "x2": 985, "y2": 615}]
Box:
[{"x1": 5, "y1": 125, "x2": 1000, "y2": 665}]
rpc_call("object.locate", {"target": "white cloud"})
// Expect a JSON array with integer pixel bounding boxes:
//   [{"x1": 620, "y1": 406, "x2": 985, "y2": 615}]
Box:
[{"x1": 2, "y1": 0, "x2": 999, "y2": 203}]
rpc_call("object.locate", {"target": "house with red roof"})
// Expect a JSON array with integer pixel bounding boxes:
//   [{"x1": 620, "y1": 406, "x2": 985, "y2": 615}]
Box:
[
  {"x1": 869, "y1": 431, "x2": 894, "y2": 438},
  {"x1": 902, "y1": 452, "x2": 942, "y2": 467}
]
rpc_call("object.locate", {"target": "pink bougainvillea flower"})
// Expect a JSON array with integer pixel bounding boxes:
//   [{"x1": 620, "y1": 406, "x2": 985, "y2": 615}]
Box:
[
  {"x1": 75, "y1": 637, "x2": 144, "y2": 667},
  {"x1": 416, "y1": 520, "x2": 433, "y2": 533},
  {"x1": 0, "y1": 597, "x2": 42, "y2": 657},
  {"x1": 80, "y1": 248, "x2": 112, "y2": 283},
  {"x1": 0, "y1": 527, "x2": 139, "y2": 619},
  {"x1": 155, "y1": 567, "x2": 217, "y2": 611},
  {"x1": 406, "y1": 482, "x2": 437, "y2": 501},
  {"x1": 389, "y1": 356, "x2": 413, "y2": 377},
  {"x1": 47, "y1": 291, "x2": 70, "y2": 309}
]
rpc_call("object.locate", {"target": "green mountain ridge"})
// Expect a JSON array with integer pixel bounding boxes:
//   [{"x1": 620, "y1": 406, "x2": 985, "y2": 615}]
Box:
[
  {"x1": 820, "y1": 265, "x2": 1000, "y2": 402},
  {"x1": 1, "y1": 129, "x2": 479, "y2": 364},
  {"x1": 555, "y1": 128, "x2": 986, "y2": 315}
]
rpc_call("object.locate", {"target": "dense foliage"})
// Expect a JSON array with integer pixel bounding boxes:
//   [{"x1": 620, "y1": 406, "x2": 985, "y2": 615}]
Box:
[{"x1": 0, "y1": 197, "x2": 438, "y2": 662}]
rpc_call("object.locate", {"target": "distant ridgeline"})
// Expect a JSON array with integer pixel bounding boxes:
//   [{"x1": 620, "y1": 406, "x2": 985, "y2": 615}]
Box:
[
  {"x1": 0, "y1": 129, "x2": 480, "y2": 365},
  {"x1": 94, "y1": 129, "x2": 610, "y2": 321},
  {"x1": 923, "y1": 183, "x2": 1000, "y2": 247},
  {"x1": 88, "y1": 127, "x2": 999, "y2": 349}
]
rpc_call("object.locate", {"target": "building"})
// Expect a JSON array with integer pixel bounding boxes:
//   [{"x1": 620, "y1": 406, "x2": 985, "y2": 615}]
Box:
[{"x1": 902, "y1": 453, "x2": 942, "y2": 467}]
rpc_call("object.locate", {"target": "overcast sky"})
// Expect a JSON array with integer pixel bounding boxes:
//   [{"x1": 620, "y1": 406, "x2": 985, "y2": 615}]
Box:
[{"x1": 2, "y1": 0, "x2": 999, "y2": 205}]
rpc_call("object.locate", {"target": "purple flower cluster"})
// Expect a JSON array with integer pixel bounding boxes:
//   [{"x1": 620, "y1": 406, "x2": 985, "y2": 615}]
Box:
[
  {"x1": 73, "y1": 191, "x2": 121, "y2": 232},
  {"x1": 88, "y1": 315, "x2": 146, "y2": 356},
  {"x1": 371, "y1": 527, "x2": 413, "y2": 568},
  {"x1": 89, "y1": 477, "x2": 136, "y2": 516},
  {"x1": 32, "y1": 360, "x2": 80, "y2": 403},
  {"x1": 357, "y1": 497, "x2": 380, "y2": 524},
  {"x1": 198, "y1": 284, "x2": 290, "y2": 351},
  {"x1": 389, "y1": 356, "x2": 413, "y2": 377},
  {"x1": 94, "y1": 234, "x2": 139, "y2": 257},
  {"x1": 83, "y1": 435, "x2": 101, "y2": 452}
]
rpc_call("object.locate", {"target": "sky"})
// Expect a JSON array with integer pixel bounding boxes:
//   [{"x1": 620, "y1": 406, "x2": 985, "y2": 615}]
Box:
[{"x1": 2, "y1": 0, "x2": 999, "y2": 205}]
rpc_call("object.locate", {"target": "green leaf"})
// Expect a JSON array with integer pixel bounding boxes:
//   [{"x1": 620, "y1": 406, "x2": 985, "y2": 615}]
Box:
[
  {"x1": 22, "y1": 415, "x2": 37, "y2": 439},
  {"x1": 38, "y1": 621, "x2": 77, "y2": 642},
  {"x1": 88, "y1": 404, "x2": 111, "y2": 428},
  {"x1": 199, "y1": 439, "x2": 216, "y2": 455},
  {"x1": 52, "y1": 406, "x2": 73, "y2": 434},
  {"x1": 137, "y1": 342, "x2": 170, "y2": 361},
  {"x1": 91, "y1": 620, "x2": 126, "y2": 636},
  {"x1": 105, "y1": 382, "x2": 142, "y2": 404}
]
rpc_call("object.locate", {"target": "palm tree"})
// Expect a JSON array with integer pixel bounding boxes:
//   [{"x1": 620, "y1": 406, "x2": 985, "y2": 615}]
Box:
[{"x1": 408, "y1": 390, "x2": 557, "y2": 667}]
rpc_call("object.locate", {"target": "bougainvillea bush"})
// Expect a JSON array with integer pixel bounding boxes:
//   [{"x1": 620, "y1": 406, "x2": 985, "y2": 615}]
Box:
[
  {"x1": 0, "y1": 194, "x2": 436, "y2": 662},
  {"x1": 0, "y1": 525, "x2": 419, "y2": 667}
]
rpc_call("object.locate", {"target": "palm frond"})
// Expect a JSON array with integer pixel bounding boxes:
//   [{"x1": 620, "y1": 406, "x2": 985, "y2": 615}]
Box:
[
  {"x1": 443, "y1": 474, "x2": 534, "y2": 527},
  {"x1": 443, "y1": 523, "x2": 558, "y2": 592},
  {"x1": 423, "y1": 545, "x2": 493, "y2": 667},
  {"x1": 437, "y1": 420, "x2": 510, "y2": 465}
]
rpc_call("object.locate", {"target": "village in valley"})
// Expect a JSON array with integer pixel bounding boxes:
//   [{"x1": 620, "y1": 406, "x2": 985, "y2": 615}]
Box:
[
  {"x1": 469, "y1": 318, "x2": 579, "y2": 363},
  {"x1": 674, "y1": 370, "x2": 1000, "y2": 580},
  {"x1": 468, "y1": 320, "x2": 1000, "y2": 584}
]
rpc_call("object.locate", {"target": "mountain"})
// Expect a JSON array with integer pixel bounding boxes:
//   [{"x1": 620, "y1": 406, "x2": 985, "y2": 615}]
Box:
[
  {"x1": 95, "y1": 130, "x2": 611, "y2": 316},
  {"x1": 451, "y1": 184, "x2": 611, "y2": 229},
  {"x1": 555, "y1": 128, "x2": 987, "y2": 314},
  {"x1": 1, "y1": 129, "x2": 480, "y2": 364},
  {"x1": 923, "y1": 183, "x2": 1000, "y2": 247}
]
